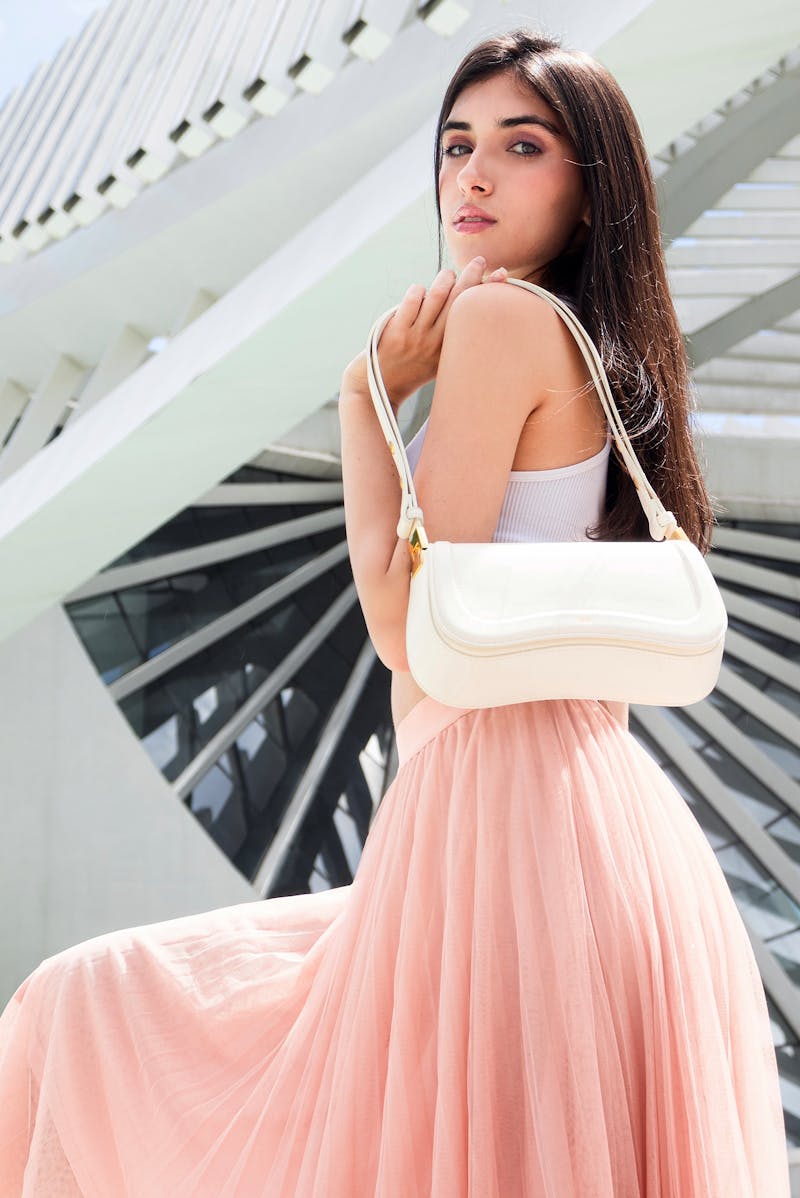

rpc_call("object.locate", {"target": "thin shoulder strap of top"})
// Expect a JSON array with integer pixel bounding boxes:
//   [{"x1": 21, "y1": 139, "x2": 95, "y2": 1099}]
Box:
[{"x1": 364, "y1": 278, "x2": 684, "y2": 545}]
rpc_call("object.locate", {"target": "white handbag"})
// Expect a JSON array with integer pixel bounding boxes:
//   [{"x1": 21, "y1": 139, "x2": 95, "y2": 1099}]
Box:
[{"x1": 365, "y1": 278, "x2": 728, "y2": 709}]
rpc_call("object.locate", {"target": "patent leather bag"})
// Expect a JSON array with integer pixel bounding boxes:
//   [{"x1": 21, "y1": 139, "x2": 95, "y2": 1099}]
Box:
[{"x1": 365, "y1": 278, "x2": 727, "y2": 708}]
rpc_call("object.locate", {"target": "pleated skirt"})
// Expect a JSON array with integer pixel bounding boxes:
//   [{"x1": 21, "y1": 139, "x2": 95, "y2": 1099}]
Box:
[{"x1": 0, "y1": 696, "x2": 790, "y2": 1196}]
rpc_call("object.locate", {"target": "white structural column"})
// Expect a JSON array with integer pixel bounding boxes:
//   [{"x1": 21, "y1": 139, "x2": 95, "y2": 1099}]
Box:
[
  {"x1": 0, "y1": 379, "x2": 26, "y2": 445},
  {"x1": 0, "y1": 604, "x2": 255, "y2": 1005},
  {"x1": 0, "y1": 354, "x2": 85, "y2": 482},
  {"x1": 69, "y1": 324, "x2": 150, "y2": 421}
]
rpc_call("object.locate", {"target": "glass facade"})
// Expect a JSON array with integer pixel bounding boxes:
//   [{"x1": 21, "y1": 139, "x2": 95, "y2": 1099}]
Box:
[{"x1": 65, "y1": 462, "x2": 394, "y2": 895}]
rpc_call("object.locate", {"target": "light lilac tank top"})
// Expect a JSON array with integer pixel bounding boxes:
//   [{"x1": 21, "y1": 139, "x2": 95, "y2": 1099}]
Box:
[{"x1": 403, "y1": 294, "x2": 612, "y2": 544}]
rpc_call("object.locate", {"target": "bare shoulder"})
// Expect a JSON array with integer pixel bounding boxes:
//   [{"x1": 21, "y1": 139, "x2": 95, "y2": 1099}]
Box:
[
  {"x1": 429, "y1": 282, "x2": 548, "y2": 430},
  {"x1": 446, "y1": 276, "x2": 565, "y2": 335},
  {"x1": 445, "y1": 281, "x2": 583, "y2": 391},
  {"x1": 415, "y1": 280, "x2": 569, "y2": 543}
]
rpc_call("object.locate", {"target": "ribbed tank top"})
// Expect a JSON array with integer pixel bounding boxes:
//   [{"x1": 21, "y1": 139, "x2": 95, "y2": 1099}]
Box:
[{"x1": 403, "y1": 292, "x2": 611, "y2": 544}]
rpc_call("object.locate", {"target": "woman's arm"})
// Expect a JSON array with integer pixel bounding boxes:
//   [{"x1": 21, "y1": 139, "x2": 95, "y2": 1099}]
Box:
[
  {"x1": 338, "y1": 374, "x2": 416, "y2": 672},
  {"x1": 339, "y1": 281, "x2": 569, "y2": 672}
]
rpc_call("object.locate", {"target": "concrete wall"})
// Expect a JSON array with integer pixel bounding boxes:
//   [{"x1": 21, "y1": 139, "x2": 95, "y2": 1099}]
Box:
[{"x1": 0, "y1": 604, "x2": 254, "y2": 1004}]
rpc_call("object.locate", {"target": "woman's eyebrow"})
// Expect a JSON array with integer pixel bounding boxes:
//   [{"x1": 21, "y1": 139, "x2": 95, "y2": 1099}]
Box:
[{"x1": 441, "y1": 114, "x2": 563, "y2": 137}]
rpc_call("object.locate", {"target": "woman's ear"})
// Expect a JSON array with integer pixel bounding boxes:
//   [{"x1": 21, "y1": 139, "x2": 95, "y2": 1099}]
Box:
[{"x1": 566, "y1": 212, "x2": 591, "y2": 254}]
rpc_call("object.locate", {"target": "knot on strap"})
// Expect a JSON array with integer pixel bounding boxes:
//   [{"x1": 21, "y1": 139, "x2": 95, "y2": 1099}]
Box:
[
  {"x1": 648, "y1": 506, "x2": 678, "y2": 542},
  {"x1": 397, "y1": 505, "x2": 424, "y2": 540}
]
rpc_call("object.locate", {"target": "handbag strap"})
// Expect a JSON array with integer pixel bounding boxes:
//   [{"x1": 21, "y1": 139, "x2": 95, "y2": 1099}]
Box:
[{"x1": 364, "y1": 278, "x2": 687, "y2": 546}]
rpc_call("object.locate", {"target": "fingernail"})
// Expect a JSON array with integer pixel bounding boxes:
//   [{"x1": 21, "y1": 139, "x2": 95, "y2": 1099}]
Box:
[{"x1": 473, "y1": 256, "x2": 486, "y2": 265}]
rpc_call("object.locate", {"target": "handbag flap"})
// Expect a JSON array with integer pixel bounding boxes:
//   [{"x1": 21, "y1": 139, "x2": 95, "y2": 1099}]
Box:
[{"x1": 423, "y1": 540, "x2": 726, "y2": 653}]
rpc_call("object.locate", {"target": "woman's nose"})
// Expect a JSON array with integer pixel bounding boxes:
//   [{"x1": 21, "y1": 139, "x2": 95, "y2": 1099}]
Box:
[{"x1": 457, "y1": 154, "x2": 493, "y2": 194}]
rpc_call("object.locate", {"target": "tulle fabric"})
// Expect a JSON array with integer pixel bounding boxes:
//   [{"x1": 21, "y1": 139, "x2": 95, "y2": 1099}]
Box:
[{"x1": 0, "y1": 696, "x2": 790, "y2": 1196}]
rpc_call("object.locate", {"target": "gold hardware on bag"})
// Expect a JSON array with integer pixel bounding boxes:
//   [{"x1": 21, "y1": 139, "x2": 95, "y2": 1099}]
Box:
[
  {"x1": 667, "y1": 526, "x2": 690, "y2": 542},
  {"x1": 408, "y1": 522, "x2": 428, "y2": 577}
]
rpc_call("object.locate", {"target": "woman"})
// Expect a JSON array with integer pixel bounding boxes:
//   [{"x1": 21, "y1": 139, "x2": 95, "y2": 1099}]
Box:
[{"x1": 0, "y1": 27, "x2": 790, "y2": 1198}]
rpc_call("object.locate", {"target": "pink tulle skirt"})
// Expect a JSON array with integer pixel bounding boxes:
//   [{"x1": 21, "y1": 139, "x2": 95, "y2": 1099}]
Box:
[{"x1": 0, "y1": 696, "x2": 790, "y2": 1196}]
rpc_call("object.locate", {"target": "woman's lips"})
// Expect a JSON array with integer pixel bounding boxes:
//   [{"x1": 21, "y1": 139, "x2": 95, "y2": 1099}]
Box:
[{"x1": 453, "y1": 219, "x2": 496, "y2": 234}]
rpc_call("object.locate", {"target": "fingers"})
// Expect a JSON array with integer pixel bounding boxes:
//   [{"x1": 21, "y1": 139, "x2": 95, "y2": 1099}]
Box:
[
  {"x1": 437, "y1": 256, "x2": 506, "y2": 325},
  {"x1": 418, "y1": 266, "x2": 457, "y2": 326},
  {"x1": 451, "y1": 255, "x2": 486, "y2": 300},
  {"x1": 423, "y1": 256, "x2": 482, "y2": 328},
  {"x1": 400, "y1": 282, "x2": 426, "y2": 313},
  {"x1": 448, "y1": 256, "x2": 508, "y2": 303},
  {"x1": 426, "y1": 256, "x2": 484, "y2": 304},
  {"x1": 401, "y1": 257, "x2": 507, "y2": 331}
]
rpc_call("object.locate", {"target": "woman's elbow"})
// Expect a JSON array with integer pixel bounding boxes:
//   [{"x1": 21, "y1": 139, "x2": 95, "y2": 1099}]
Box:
[
  {"x1": 354, "y1": 562, "x2": 411, "y2": 673},
  {"x1": 368, "y1": 622, "x2": 409, "y2": 674}
]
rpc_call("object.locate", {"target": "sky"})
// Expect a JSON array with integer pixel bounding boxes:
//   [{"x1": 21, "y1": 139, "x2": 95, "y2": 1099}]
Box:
[{"x1": 0, "y1": 0, "x2": 111, "y2": 106}]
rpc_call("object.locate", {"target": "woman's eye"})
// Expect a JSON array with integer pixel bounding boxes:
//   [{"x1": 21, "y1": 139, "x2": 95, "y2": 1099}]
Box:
[{"x1": 442, "y1": 140, "x2": 542, "y2": 158}]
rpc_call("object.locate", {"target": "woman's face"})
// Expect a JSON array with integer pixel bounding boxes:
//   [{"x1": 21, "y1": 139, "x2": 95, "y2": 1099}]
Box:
[{"x1": 438, "y1": 71, "x2": 590, "y2": 284}]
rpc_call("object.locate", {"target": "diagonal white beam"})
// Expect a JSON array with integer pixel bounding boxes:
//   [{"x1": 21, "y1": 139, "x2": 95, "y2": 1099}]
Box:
[
  {"x1": 709, "y1": 549, "x2": 800, "y2": 601},
  {"x1": 712, "y1": 525, "x2": 800, "y2": 563},
  {"x1": 108, "y1": 539, "x2": 350, "y2": 701},
  {"x1": 0, "y1": 117, "x2": 438, "y2": 645},
  {"x1": 716, "y1": 664, "x2": 800, "y2": 750},
  {"x1": 683, "y1": 696, "x2": 800, "y2": 819},
  {"x1": 66, "y1": 506, "x2": 346, "y2": 600},
  {"x1": 0, "y1": 354, "x2": 85, "y2": 481},
  {"x1": 68, "y1": 324, "x2": 149, "y2": 422},
  {"x1": 747, "y1": 925, "x2": 800, "y2": 1041},
  {"x1": 685, "y1": 273, "x2": 800, "y2": 367},
  {"x1": 718, "y1": 587, "x2": 800, "y2": 648},
  {"x1": 0, "y1": 380, "x2": 27, "y2": 445},
  {"x1": 634, "y1": 704, "x2": 800, "y2": 910},
  {"x1": 253, "y1": 636, "x2": 377, "y2": 897},
  {"x1": 658, "y1": 61, "x2": 800, "y2": 241},
  {"x1": 723, "y1": 627, "x2": 800, "y2": 694},
  {"x1": 193, "y1": 480, "x2": 344, "y2": 506},
  {"x1": 172, "y1": 582, "x2": 359, "y2": 799}
]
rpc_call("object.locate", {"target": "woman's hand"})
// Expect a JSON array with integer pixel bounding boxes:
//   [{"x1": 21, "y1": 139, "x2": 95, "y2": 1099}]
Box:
[{"x1": 343, "y1": 256, "x2": 508, "y2": 408}]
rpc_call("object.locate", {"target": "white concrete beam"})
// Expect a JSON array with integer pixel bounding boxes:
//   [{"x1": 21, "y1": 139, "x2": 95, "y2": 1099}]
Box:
[
  {"x1": 686, "y1": 273, "x2": 800, "y2": 366},
  {"x1": 694, "y1": 413, "x2": 800, "y2": 521},
  {"x1": 0, "y1": 379, "x2": 27, "y2": 445},
  {"x1": 657, "y1": 60, "x2": 800, "y2": 240},
  {"x1": 0, "y1": 119, "x2": 438, "y2": 644},
  {"x1": 0, "y1": 354, "x2": 85, "y2": 482},
  {"x1": 70, "y1": 324, "x2": 150, "y2": 421},
  {"x1": 693, "y1": 381, "x2": 800, "y2": 415}
]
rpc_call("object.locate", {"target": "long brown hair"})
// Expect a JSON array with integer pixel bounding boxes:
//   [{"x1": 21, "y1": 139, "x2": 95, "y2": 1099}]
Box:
[{"x1": 433, "y1": 28, "x2": 718, "y2": 553}]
